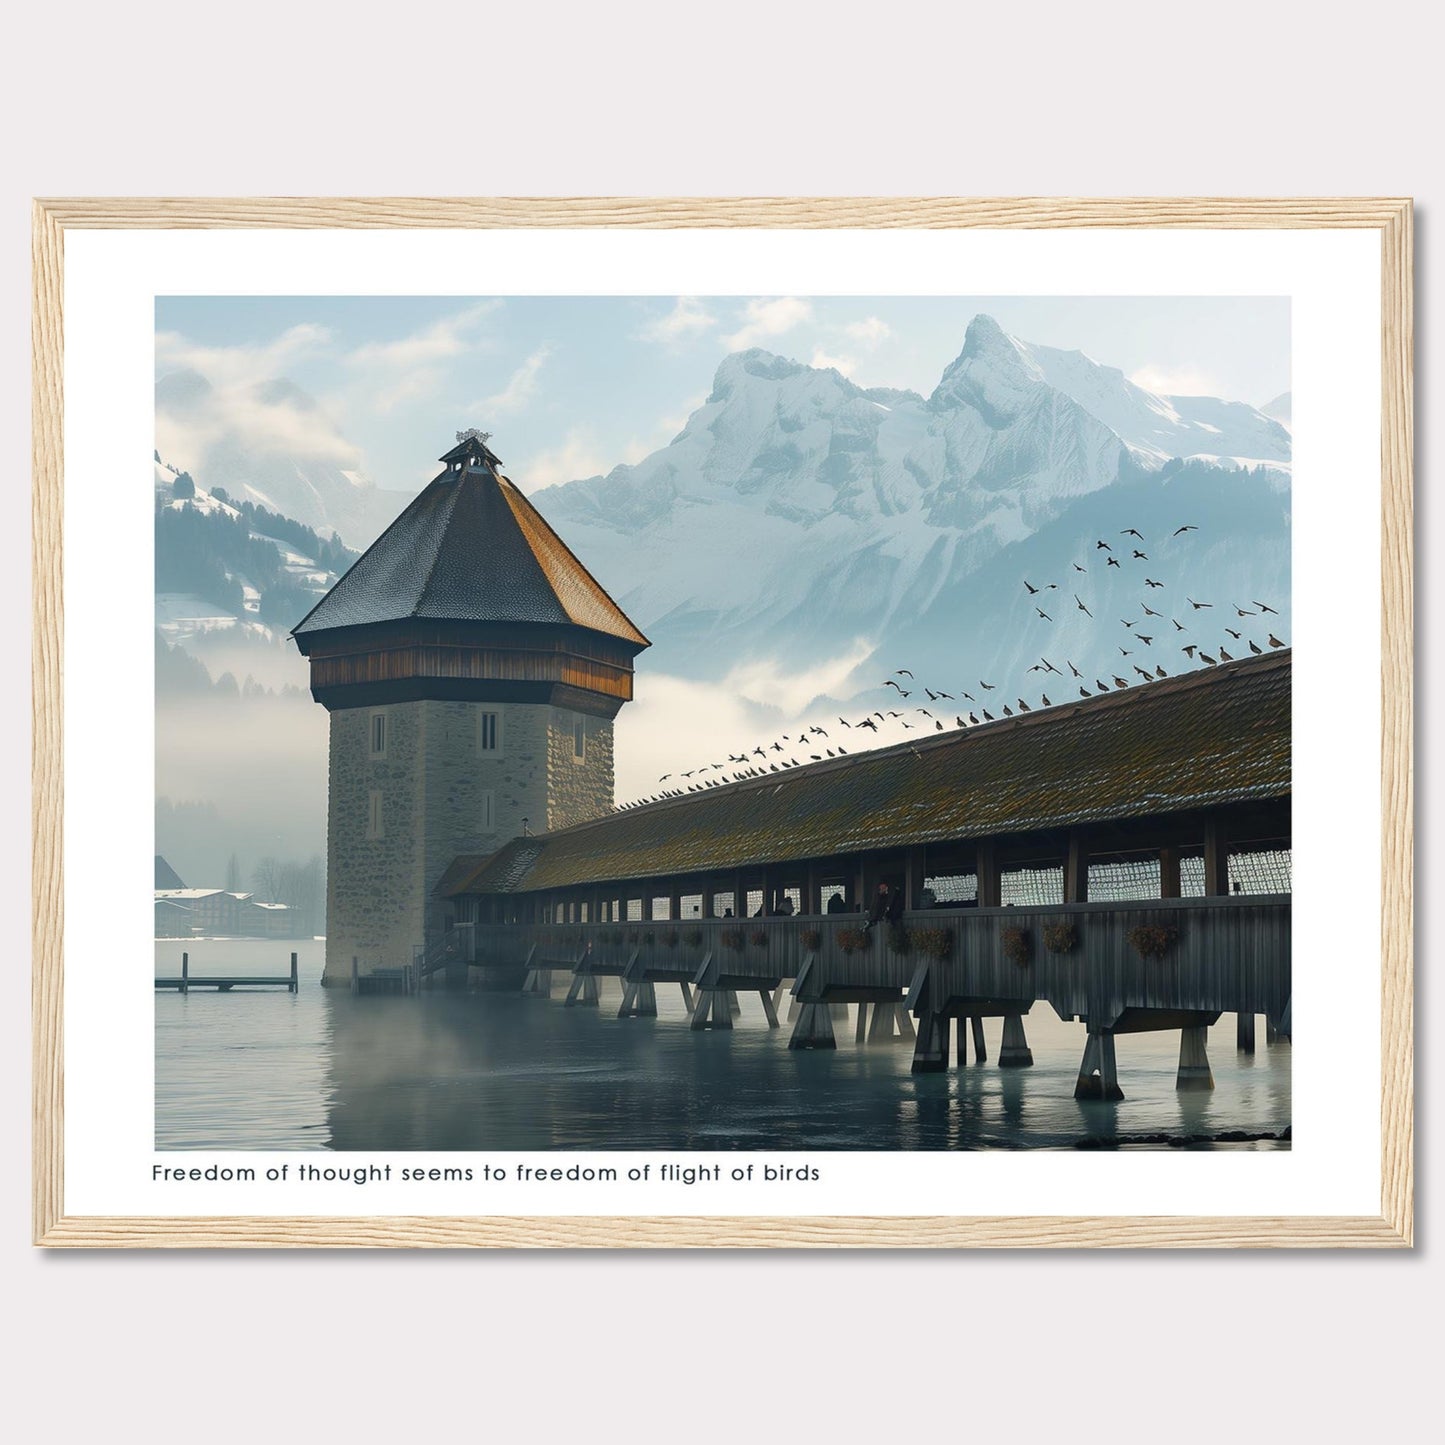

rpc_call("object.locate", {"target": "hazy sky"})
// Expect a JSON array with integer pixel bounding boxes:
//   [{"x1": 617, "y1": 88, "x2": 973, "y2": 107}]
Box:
[{"x1": 155, "y1": 295, "x2": 1291, "y2": 496}]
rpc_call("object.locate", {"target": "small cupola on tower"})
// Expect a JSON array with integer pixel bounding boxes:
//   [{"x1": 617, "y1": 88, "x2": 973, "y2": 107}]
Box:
[{"x1": 292, "y1": 430, "x2": 649, "y2": 983}]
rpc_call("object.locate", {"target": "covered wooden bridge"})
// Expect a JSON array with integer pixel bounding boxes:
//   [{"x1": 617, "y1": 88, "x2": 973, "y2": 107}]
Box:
[{"x1": 436, "y1": 650, "x2": 1291, "y2": 1099}]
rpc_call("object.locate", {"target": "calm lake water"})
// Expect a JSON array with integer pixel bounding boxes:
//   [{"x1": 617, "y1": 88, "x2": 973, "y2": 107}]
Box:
[{"x1": 155, "y1": 939, "x2": 1290, "y2": 1151}]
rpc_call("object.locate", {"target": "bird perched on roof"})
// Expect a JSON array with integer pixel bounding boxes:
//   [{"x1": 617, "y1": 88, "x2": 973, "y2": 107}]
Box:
[
  {"x1": 1199, "y1": 652, "x2": 1217, "y2": 665},
  {"x1": 1134, "y1": 666, "x2": 1152, "y2": 681},
  {"x1": 1002, "y1": 705, "x2": 1014, "y2": 716},
  {"x1": 1155, "y1": 665, "x2": 1167, "y2": 679},
  {"x1": 1041, "y1": 694, "x2": 1051, "y2": 706},
  {"x1": 982, "y1": 709, "x2": 995, "y2": 720},
  {"x1": 1249, "y1": 640, "x2": 1263, "y2": 655},
  {"x1": 1268, "y1": 633, "x2": 1285, "y2": 648},
  {"x1": 1017, "y1": 698, "x2": 1031, "y2": 712},
  {"x1": 1079, "y1": 687, "x2": 1091, "y2": 699},
  {"x1": 1095, "y1": 678, "x2": 1110, "y2": 691},
  {"x1": 967, "y1": 712, "x2": 980, "y2": 725},
  {"x1": 956, "y1": 715, "x2": 968, "y2": 727},
  {"x1": 1113, "y1": 675, "x2": 1128, "y2": 688},
  {"x1": 1219, "y1": 647, "x2": 1234, "y2": 661}
]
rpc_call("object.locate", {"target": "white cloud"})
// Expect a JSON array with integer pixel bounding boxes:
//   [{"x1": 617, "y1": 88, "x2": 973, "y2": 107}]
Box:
[
  {"x1": 723, "y1": 297, "x2": 812, "y2": 350},
  {"x1": 519, "y1": 427, "x2": 615, "y2": 489},
  {"x1": 345, "y1": 301, "x2": 500, "y2": 371},
  {"x1": 810, "y1": 349, "x2": 857, "y2": 377},
  {"x1": 156, "y1": 323, "x2": 334, "y2": 388},
  {"x1": 844, "y1": 316, "x2": 892, "y2": 346},
  {"x1": 638, "y1": 297, "x2": 717, "y2": 344},
  {"x1": 1129, "y1": 363, "x2": 1226, "y2": 398},
  {"x1": 476, "y1": 346, "x2": 553, "y2": 416},
  {"x1": 612, "y1": 639, "x2": 879, "y2": 803}
]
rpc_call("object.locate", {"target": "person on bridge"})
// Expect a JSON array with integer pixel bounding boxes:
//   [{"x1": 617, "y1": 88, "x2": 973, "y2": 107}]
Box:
[{"x1": 863, "y1": 882, "x2": 891, "y2": 934}]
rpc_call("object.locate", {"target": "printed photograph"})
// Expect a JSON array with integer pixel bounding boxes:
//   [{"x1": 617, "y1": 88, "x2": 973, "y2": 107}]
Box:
[{"x1": 153, "y1": 294, "x2": 1292, "y2": 1151}]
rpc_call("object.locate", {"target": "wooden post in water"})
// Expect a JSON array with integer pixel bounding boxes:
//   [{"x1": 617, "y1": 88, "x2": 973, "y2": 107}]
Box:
[
  {"x1": 971, "y1": 1016, "x2": 987, "y2": 1063},
  {"x1": 1236, "y1": 1011, "x2": 1256, "y2": 1053},
  {"x1": 290, "y1": 952, "x2": 299, "y2": 993},
  {"x1": 180, "y1": 952, "x2": 189, "y2": 996}
]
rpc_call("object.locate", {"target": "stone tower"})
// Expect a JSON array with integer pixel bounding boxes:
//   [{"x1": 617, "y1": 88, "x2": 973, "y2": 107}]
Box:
[{"x1": 292, "y1": 430, "x2": 649, "y2": 985}]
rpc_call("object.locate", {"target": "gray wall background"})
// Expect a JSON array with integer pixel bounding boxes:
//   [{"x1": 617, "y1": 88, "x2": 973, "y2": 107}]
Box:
[{"x1": 1, "y1": 4, "x2": 1436, "y2": 1441}]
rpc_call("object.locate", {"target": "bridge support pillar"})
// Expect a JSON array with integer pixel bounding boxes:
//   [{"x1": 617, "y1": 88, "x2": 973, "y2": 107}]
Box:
[
  {"x1": 788, "y1": 1001, "x2": 837, "y2": 1050},
  {"x1": 970, "y1": 1016, "x2": 987, "y2": 1063},
  {"x1": 867, "y1": 1000, "x2": 913, "y2": 1045},
  {"x1": 855, "y1": 1003, "x2": 869, "y2": 1042},
  {"x1": 1236, "y1": 1011, "x2": 1256, "y2": 1054},
  {"x1": 617, "y1": 977, "x2": 657, "y2": 1018},
  {"x1": 911, "y1": 1012, "x2": 951, "y2": 1073},
  {"x1": 690, "y1": 989, "x2": 733, "y2": 1030},
  {"x1": 564, "y1": 972, "x2": 600, "y2": 1007},
  {"x1": 1177, "y1": 1025, "x2": 1215, "y2": 1090},
  {"x1": 1074, "y1": 1028, "x2": 1123, "y2": 1101},
  {"x1": 998, "y1": 1012, "x2": 1034, "y2": 1068},
  {"x1": 521, "y1": 966, "x2": 553, "y2": 999}
]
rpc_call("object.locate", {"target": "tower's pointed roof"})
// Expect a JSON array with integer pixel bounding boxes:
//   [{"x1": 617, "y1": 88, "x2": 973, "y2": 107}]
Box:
[{"x1": 292, "y1": 432, "x2": 649, "y2": 648}]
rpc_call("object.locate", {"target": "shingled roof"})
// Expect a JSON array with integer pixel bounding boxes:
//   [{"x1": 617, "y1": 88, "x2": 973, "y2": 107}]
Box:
[
  {"x1": 292, "y1": 436, "x2": 648, "y2": 648},
  {"x1": 442, "y1": 649, "x2": 1291, "y2": 897}
]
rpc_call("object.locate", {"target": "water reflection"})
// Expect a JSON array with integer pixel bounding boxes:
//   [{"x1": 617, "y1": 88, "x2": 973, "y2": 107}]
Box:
[{"x1": 155, "y1": 941, "x2": 1291, "y2": 1151}]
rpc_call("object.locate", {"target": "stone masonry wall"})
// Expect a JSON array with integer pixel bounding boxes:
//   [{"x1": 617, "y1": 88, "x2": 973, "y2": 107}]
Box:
[{"x1": 323, "y1": 697, "x2": 615, "y2": 983}]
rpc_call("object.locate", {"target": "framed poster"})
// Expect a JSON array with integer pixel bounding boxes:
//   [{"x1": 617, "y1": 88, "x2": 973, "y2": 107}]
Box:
[{"x1": 32, "y1": 197, "x2": 1412, "y2": 1247}]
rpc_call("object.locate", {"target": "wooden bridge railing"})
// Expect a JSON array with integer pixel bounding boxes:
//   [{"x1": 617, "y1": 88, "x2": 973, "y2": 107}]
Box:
[{"x1": 463, "y1": 895, "x2": 1290, "y2": 1027}]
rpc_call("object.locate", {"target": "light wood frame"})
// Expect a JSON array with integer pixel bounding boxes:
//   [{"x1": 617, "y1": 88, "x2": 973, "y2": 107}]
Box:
[{"x1": 32, "y1": 197, "x2": 1413, "y2": 1248}]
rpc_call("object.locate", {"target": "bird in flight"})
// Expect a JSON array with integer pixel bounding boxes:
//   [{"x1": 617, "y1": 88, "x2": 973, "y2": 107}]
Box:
[
  {"x1": 1073, "y1": 562, "x2": 1087, "y2": 573},
  {"x1": 1188, "y1": 597, "x2": 1213, "y2": 610},
  {"x1": 1075, "y1": 595, "x2": 1092, "y2": 618},
  {"x1": 1097, "y1": 539, "x2": 1112, "y2": 551},
  {"x1": 1173, "y1": 524, "x2": 1199, "y2": 536},
  {"x1": 959, "y1": 690, "x2": 976, "y2": 703},
  {"x1": 1145, "y1": 577, "x2": 1164, "y2": 589},
  {"x1": 1106, "y1": 556, "x2": 1121, "y2": 568},
  {"x1": 1225, "y1": 627, "x2": 1242, "y2": 640},
  {"x1": 1173, "y1": 618, "x2": 1187, "y2": 631},
  {"x1": 1232, "y1": 603, "x2": 1256, "y2": 617},
  {"x1": 1132, "y1": 549, "x2": 1148, "y2": 561},
  {"x1": 980, "y1": 679, "x2": 996, "y2": 690},
  {"x1": 1254, "y1": 601, "x2": 1279, "y2": 615},
  {"x1": 896, "y1": 669, "x2": 914, "y2": 678},
  {"x1": 1182, "y1": 644, "x2": 1198, "y2": 658},
  {"x1": 1121, "y1": 528, "x2": 1144, "y2": 540},
  {"x1": 1068, "y1": 660, "x2": 1083, "y2": 678},
  {"x1": 1040, "y1": 657, "x2": 1061, "y2": 675},
  {"x1": 1142, "y1": 603, "x2": 1161, "y2": 617},
  {"x1": 1120, "y1": 617, "x2": 1137, "y2": 627},
  {"x1": 1135, "y1": 634, "x2": 1153, "y2": 645},
  {"x1": 1035, "y1": 607, "x2": 1052, "y2": 621},
  {"x1": 1024, "y1": 580, "x2": 1039, "y2": 595},
  {"x1": 1119, "y1": 645, "x2": 1132, "y2": 656}
]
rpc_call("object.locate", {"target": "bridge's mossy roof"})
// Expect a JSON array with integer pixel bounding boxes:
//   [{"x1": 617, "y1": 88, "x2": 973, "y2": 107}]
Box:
[{"x1": 442, "y1": 650, "x2": 1291, "y2": 897}]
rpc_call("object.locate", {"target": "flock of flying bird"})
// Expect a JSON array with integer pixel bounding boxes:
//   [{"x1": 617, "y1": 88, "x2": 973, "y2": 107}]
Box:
[{"x1": 615, "y1": 523, "x2": 1288, "y2": 811}]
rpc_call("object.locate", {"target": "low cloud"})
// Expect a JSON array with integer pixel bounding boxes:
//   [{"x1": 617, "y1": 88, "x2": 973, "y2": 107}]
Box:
[
  {"x1": 810, "y1": 349, "x2": 857, "y2": 377},
  {"x1": 613, "y1": 639, "x2": 881, "y2": 804},
  {"x1": 1129, "y1": 363, "x2": 1227, "y2": 399},
  {"x1": 724, "y1": 297, "x2": 812, "y2": 351},
  {"x1": 519, "y1": 427, "x2": 615, "y2": 489},
  {"x1": 345, "y1": 301, "x2": 500, "y2": 371}
]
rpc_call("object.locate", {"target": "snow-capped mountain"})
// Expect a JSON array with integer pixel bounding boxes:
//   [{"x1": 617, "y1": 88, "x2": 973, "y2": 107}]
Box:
[
  {"x1": 1006, "y1": 333, "x2": 1291, "y2": 469},
  {"x1": 155, "y1": 370, "x2": 412, "y2": 547},
  {"x1": 532, "y1": 315, "x2": 1290, "y2": 700}
]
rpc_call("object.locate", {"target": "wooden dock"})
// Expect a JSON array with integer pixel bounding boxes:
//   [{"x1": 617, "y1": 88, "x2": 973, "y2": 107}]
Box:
[{"x1": 155, "y1": 952, "x2": 299, "y2": 993}]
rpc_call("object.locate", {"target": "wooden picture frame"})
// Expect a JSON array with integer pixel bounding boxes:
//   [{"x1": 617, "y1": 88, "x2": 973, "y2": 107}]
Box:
[{"x1": 32, "y1": 197, "x2": 1413, "y2": 1248}]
